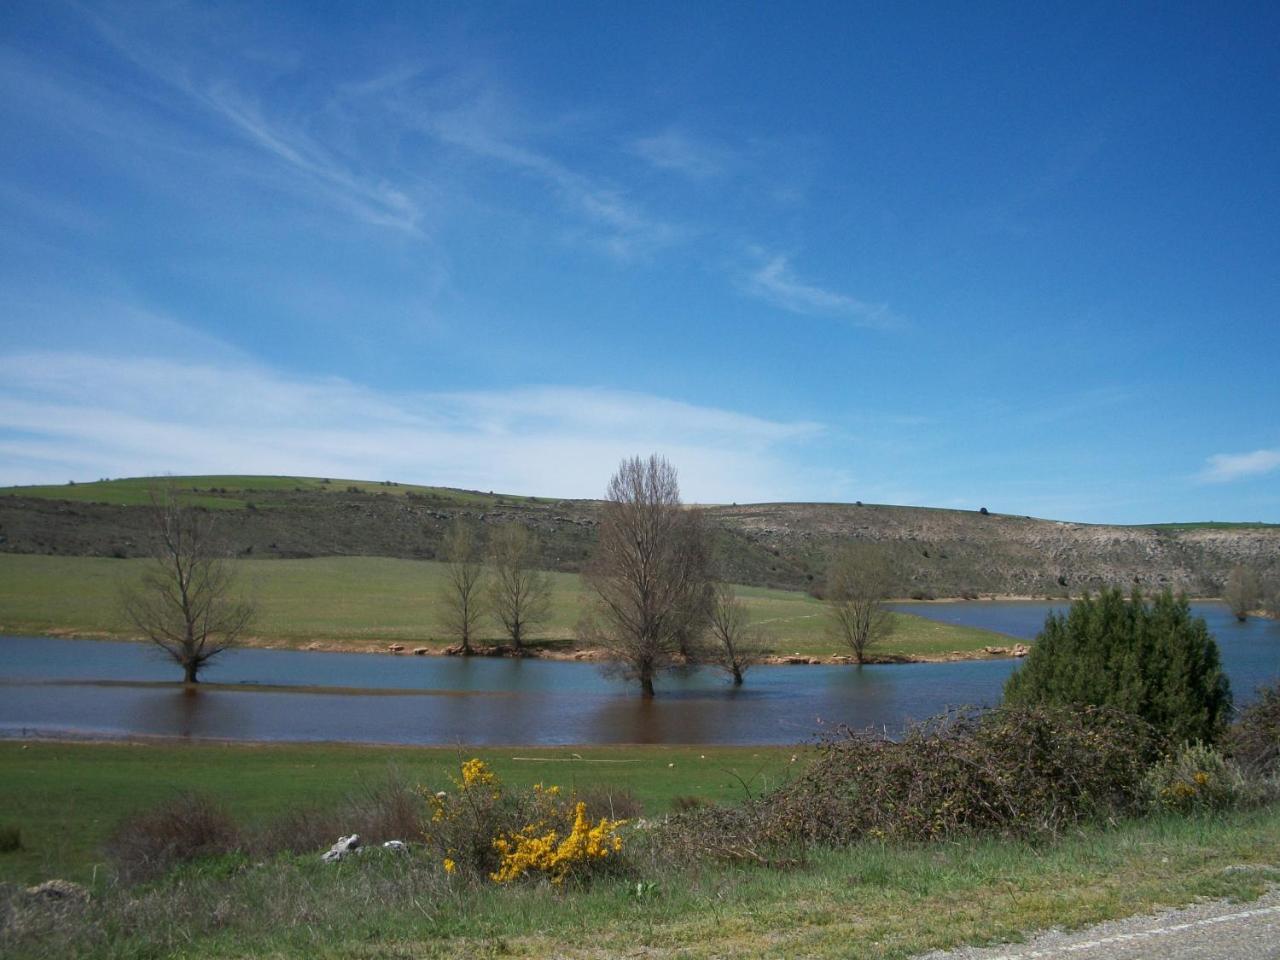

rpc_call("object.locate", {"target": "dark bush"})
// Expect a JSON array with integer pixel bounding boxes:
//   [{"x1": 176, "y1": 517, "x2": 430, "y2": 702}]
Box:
[
  {"x1": 1005, "y1": 589, "x2": 1231, "y2": 745},
  {"x1": 1223, "y1": 682, "x2": 1280, "y2": 778},
  {"x1": 575, "y1": 785, "x2": 643, "y2": 821},
  {"x1": 105, "y1": 792, "x2": 241, "y2": 884},
  {"x1": 0, "y1": 825, "x2": 20, "y2": 852},
  {"x1": 669, "y1": 794, "x2": 714, "y2": 813},
  {"x1": 654, "y1": 705, "x2": 1157, "y2": 864}
]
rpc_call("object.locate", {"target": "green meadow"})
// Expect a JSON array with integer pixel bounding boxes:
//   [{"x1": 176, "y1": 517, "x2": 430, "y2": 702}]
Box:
[
  {"x1": 0, "y1": 553, "x2": 1009, "y2": 657},
  {"x1": 0, "y1": 738, "x2": 1277, "y2": 959}
]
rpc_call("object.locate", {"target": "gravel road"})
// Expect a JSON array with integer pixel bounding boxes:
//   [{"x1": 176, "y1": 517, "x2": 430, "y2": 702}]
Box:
[{"x1": 916, "y1": 885, "x2": 1280, "y2": 960}]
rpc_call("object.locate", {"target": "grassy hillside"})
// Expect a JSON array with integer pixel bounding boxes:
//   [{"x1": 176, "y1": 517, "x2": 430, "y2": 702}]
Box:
[
  {"x1": 0, "y1": 553, "x2": 1008, "y2": 658},
  {"x1": 3, "y1": 474, "x2": 1279, "y2": 599},
  {"x1": 1, "y1": 475, "x2": 525, "y2": 509}
]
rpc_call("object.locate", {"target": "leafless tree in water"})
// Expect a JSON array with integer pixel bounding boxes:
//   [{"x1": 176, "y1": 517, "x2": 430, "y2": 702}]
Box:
[
  {"x1": 583, "y1": 455, "x2": 711, "y2": 697},
  {"x1": 121, "y1": 486, "x2": 255, "y2": 683},
  {"x1": 704, "y1": 582, "x2": 767, "y2": 685},
  {"x1": 825, "y1": 544, "x2": 895, "y2": 664}
]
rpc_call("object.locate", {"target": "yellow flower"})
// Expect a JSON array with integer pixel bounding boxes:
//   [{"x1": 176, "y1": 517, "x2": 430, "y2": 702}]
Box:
[
  {"x1": 461, "y1": 758, "x2": 496, "y2": 788},
  {"x1": 443, "y1": 858, "x2": 456, "y2": 874}
]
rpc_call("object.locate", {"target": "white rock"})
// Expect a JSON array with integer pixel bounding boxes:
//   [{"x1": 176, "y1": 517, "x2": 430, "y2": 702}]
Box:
[
  {"x1": 321, "y1": 834, "x2": 362, "y2": 862},
  {"x1": 382, "y1": 840, "x2": 408, "y2": 854}
]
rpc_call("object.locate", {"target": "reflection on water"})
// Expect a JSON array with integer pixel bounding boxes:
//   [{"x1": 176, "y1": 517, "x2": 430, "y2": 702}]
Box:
[{"x1": 1, "y1": 602, "x2": 1276, "y2": 746}]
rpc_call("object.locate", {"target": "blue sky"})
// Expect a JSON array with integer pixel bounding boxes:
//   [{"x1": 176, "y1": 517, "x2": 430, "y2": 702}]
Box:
[{"x1": 1, "y1": 0, "x2": 1277, "y2": 522}]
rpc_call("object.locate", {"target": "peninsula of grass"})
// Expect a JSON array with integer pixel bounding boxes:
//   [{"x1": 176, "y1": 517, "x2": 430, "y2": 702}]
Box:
[{"x1": 0, "y1": 554, "x2": 1012, "y2": 660}]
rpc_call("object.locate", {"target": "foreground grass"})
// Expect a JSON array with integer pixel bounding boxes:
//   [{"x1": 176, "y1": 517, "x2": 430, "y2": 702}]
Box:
[
  {"x1": 0, "y1": 741, "x2": 802, "y2": 886},
  {"x1": 4, "y1": 797, "x2": 1278, "y2": 959},
  {"x1": 0, "y1": 554, "x2": 1010, "y2": 657}
]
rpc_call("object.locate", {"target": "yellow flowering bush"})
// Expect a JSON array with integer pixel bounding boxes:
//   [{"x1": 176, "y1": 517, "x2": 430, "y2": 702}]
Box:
[
  {"x1": 420, "y1": 759, "x2": 627, "y2": 884},
  {"x1": 491, "y1": 801, "x2": 625, "y2": 885}
]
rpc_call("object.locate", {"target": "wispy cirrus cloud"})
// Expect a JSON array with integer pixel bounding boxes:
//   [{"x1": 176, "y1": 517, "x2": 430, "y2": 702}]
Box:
[
  {"x1": 0, "y1": 351, "x2": 822, "y2": 503},
  {"x1": 413, "y1": 85, "x2": 684, "y2": 259},
  {"x1": 632, "y1": 129, "x2": 731, "y2": 180},
  {"x1": 69, "y1": 6, "x2": 426, "y2": 234},
  {"x1": 1197, "y1": 448, "x2": 1280, "y2": 484},
  {"x1": 743, "y1": 254, "x2": 896, "y2": 328}
]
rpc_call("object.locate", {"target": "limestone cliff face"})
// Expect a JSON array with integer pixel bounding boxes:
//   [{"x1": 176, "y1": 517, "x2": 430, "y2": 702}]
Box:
[
  {"x1": 706, "y1": 503, "x2": 1280, "y2": 597},
  {"x1": 2, "y1": 491, "x2": 1277, "y2": 599}
]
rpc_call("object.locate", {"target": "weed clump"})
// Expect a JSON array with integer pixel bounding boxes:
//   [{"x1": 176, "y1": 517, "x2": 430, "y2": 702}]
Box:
[
  {"x1": 252, "y1": 770, "x2": 424, "y2": 857},
  {"x1": 105, "y1": 792, "x2": 241, "y2": 884},
  {"x1": 1223, "y1": 682, "x2": 1280, "y2": 779},
  {"x1": 1143, "y1": 742, "x2": 1252, "y2": 813},
  {"x1": 0, "y1": 826, "x2": 20, "y2": 853}
]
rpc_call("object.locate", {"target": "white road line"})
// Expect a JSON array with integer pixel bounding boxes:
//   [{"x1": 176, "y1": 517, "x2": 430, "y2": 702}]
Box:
[{"x1": 971, "y1": 904, "x2": 1280, "y2": 960}]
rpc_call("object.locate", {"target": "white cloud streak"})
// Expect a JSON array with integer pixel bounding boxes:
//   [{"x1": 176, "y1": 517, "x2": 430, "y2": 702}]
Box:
[
  {"x1": 0, "y1": 352, "x2": 822, "y2": 503},
  {"x1": 744, "y1": 255, "x2": 896, "y2": 328},
  {"x1": 632, "y1": 129, "x2": 730, "y2": 180},
  {"x1": 1198, "y1": 449, "x2": 1280, "y2": 484},
  {"x1": 76, "y1": 9, "x2": 425, "y2": 234}
]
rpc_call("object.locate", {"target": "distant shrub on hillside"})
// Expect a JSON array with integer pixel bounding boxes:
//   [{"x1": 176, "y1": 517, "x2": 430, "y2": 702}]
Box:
[{"x1": 1004, "y1": 589, "x2": 1231, "y2": 745}]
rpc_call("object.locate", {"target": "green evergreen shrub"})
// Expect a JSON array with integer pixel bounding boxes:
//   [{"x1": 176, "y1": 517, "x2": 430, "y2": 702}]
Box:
[{"x1": 1003, "y1": 589, "x2": 1231, "y2": 744}]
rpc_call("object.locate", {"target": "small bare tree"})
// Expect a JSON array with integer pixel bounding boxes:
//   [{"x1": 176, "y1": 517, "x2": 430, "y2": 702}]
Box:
[
  {"x1": 1224, "y1": 566, "x2": 1261, "y2": 622},
  {"x1": 583, "y1": 455, "x2": 711, "y2": 697},
  {"x1": 121, "y1": 487, "x2": 255, "y2": 683},
  {"x1": 825, "y1": 544, "x2": 895, "y2": 664},
  {"x1": 439, "y1": 519, "x2": 486, "y2": 654},
  {"x1": 487, "y1": 524, "x2": 551, "y2": 651},
  {"x1": 704, "y1": 582, "x2": 767, "y2": 686}
]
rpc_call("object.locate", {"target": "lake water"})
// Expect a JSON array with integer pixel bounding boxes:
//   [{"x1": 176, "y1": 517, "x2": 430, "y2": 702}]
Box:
[{"x1": 1, "y1": 602, "x2": 1275, "y2": 745}]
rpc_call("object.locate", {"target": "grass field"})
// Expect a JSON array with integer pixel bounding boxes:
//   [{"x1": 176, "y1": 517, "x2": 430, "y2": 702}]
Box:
[
  {"x1": 0, "y1": 554, "x2": 1011, "y2": 657},
  {"x1": 0, "y1": 739, "x2": 1277, "y2": 959},
  {"x1": 0, "y1": 740, "x2": 801, "y2": 886}
]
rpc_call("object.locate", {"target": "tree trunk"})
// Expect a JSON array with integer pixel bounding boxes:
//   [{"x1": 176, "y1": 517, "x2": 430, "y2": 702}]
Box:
[
  {"x1": 732, "y1": 666, "x2": 743, "y2": 686},
  {"x1": 640, "y1": 669, "x2": 655, "y2": 698},
  {"x1": 183, "y1": 660, "x2": 198, "y2": 684}
]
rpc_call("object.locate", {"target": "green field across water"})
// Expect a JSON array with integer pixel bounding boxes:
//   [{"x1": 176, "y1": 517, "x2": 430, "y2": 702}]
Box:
[{"x1": 0, "y1": 553, "x2": 1009, "y2": 657}]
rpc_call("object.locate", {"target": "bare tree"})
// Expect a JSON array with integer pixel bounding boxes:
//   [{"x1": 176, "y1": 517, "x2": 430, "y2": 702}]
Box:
[
  {"x1": 439, "y1": 519, "x2": 486, "y2": 654},
  {"x1": 121, "y1": 487, "x2": 255, "y2": 684},
  {"x1": 825, "y1": 544, "x2": 895, "y2": 664},
  {"x1": 1224, "y1": 565, "x2": 1261, "y2": 622},
  {"x1": 486, "y1": 524, "x2": 551, "y2": 651},
  {"x1": 704, "y1": 582, "x2": 767, "y2": 686},
  {"x1": 582, "y1": 455, "x2": 711, "y2": 697}
]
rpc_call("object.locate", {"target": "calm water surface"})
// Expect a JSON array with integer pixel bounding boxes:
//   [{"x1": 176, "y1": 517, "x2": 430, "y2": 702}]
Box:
[{"x1": 1, "y1": 602, "x2": 1275, "y2": 745}]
